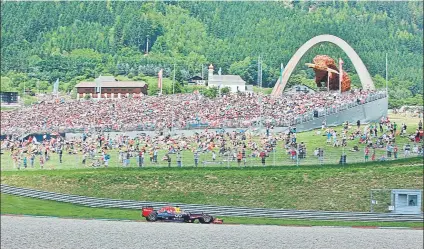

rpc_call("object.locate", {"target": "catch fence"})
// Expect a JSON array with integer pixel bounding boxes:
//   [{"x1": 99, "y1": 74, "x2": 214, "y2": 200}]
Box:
[{"x1": 1, "y1": 142, "x2": 422, "y2": 171}]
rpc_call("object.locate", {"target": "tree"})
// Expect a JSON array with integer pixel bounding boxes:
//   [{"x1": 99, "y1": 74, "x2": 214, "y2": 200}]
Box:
[
  {"x1": 220, "y1": 86, "x2": 230, "y2": 95},
  {"x1": 202, "y1": 86, "x2": 219, "y2": 98},
  {"x1": 0, "y1": 77, "x2": 14, "y2": 92}
]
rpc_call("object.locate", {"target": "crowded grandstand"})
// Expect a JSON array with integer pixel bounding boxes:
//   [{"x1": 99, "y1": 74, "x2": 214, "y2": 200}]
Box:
[{"x1": 1, "y1": 90, "x2": 387, "y2": 136}]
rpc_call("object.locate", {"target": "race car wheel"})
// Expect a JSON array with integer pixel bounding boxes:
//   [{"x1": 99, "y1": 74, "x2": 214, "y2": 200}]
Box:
[
  {"x1": 146, "y1": 212, "x2": 158, "y2": 222},
  {"x1": 199, "y1": 215, "x2": 213, "y2": 224}
]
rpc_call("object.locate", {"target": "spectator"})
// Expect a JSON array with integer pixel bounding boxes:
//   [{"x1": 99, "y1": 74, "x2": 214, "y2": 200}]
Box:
[
  {"x1": 318, "y1": 148, "x2": 324, "y2": 164},
  {"x1": 194, "y1": 151, "x2": 199, "y2": 167},
  {"x1": 386, "y1": 143, "x2": 392, "y2": 159},
  {"x1": 149, "y1": 150, "x2": 154, "y2": 163},
  {"x1": 165, "y1": 154, "x2": 171, "y2": 167},
  {"x1": 259, "y1": 150, "x2": 266, "y2": 166},
  {"x1": 104, "y1": 153, "x2": 110, "y2": 167},
  {"x1": 393, "y1": 144, "x2": 398, "y2": 159},
  {"x1": 290, "y1": 148, "x2": 297, "y2": 161},
  {"x1": 40, "y1": 155, "x2": 44, "y2": 169},
  {"x1": 138, "y1": 150, "x2": 144, "y2": 167},
  {"x1": 176, "y1": 151, "x2": 182, "y2": 167},
  {"x1": 30, "y1": 153, "x2": 35, "y2": 168},
  {"x1": 412, "y1": 144, "x2": 419, "y2": 154},
  {"x1": 124, "y1": 151, "x2": 130, "y2": 167},
  {"x1": 242, "y1": 148, "x2": 246, "y2": 166},
  {"x1": 350, "y1": 145, "x2": 359, "y2": 152},
  {"x1": 153, "y1": 149, "x2": 158, "y2": 163},
  {"x1": 393, "y1": 122, "x2": 397, "y2": 136},
  {"x1": 404, "y1": 143, "x2": 411, "y2": 157},
  {"x1": 82, "y1": 152, "x2": 87, "y2": 165},
  {"x1": 326, "y1": 131, "x2": 332, "y2": 144},
  {"x1": 237, "y1": 151, "x2": 242, "y2": 167},
  {"x1": 59, "y1": 149, "x2": 63, "y2": 163},
  {"x1": 364, "y1": 147, "x2": 370, "y2": 162},
  {"x1": 339, "y1": 154, "x2": 347, "y2": 165},
  {"x1": 23, "y1": 155, "x2": 27, "y2": 169}
]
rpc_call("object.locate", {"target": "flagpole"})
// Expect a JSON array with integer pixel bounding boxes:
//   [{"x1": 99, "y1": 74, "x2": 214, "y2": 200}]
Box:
[
  {"x1": 173, "y1": 63, "x2": 176, "y2": 95},
  {"x1": 327, "y1": 72, "x2": 330, "y2": 92},
  {"x1": 258, "y1": 55, "x2": 262, "y2": 134},
  {"x1": 172, "y1": 63, "x2": 176, "y2": 134},
  {"x1": 160, "y1": 70, "x2": 163, "y2": 95},
  {"x1": 146, "y1": 36, "x2": 149, "y2": 55},
  {"x1": 201, "y1": 64, "x2": 203, "y2": 80},
  {"x1": 385, "y1": 53, "x2": 388, "y2": 100},
  {"x1": 339, "y1": 59, "x2": 342, "y2": 94}
]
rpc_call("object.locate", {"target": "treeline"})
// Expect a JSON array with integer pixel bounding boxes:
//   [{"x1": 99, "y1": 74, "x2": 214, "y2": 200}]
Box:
[{"x1": 1, "y1": 1, "x2": 422, "y2": 107}]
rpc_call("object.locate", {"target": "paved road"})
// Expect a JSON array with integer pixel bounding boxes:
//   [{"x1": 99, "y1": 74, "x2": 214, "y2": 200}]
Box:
[{"x1": 1, "y1": 216, "x2": 423, "y2": 249}]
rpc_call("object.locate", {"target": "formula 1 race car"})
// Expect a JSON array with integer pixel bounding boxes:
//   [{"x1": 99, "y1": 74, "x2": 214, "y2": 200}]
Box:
[{"x1": 141, "y1": 206, "x2": 223, "y2": 224}]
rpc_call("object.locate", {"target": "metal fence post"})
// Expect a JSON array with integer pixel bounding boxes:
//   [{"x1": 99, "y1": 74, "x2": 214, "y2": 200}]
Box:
[{"x1": 296, "y1": 143, "x2": 299, "y2": 167}]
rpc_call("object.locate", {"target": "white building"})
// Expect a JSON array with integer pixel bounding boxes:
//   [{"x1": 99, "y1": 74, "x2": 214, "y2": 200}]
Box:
[
  {"x1": 285, "y1": 84, "x2": 316, "y2": 94},
  {"x1": 207, "y1": 64, "x2": 247, "y2": 92}
]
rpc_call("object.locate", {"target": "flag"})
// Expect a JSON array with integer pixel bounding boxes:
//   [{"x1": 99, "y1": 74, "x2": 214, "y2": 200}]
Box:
[
  {"x1": 339, "y1": 58, "x2": 344, "y2": 92},
  {"x1": 95, "y1": 76, "x2": 101, "y2": 93},
  {"x1": 280, "y1": 63, "x2": 284, "y2": 84},
  {"x1": 53, "y1": 79, "x2": 59, "y2": 95},
  {"x1": 158, "y1": 69, "x2": 163, "y2": 94}
]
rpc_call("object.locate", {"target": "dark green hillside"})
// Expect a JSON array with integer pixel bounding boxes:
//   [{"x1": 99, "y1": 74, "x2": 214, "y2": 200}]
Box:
[{"x1": 1, "y1": 1, "x2": 422, "y2": 106}]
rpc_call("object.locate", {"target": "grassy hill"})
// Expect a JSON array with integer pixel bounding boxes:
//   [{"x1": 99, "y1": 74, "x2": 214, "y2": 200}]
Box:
[
  {"x1": 2, "y1": 193, "x2": 422, "y2": 227},
  {"x1": 1, "y1": 1, "x2": 422, "y2": 107},
  {"x1": 2, "y1": 158, "x2": 422, "y2": 212}
]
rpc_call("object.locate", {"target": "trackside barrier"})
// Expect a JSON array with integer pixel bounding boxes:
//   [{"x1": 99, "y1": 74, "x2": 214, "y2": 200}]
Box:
[{"x1": 1, "y1": 184, "x2": 423, "y2": 222}]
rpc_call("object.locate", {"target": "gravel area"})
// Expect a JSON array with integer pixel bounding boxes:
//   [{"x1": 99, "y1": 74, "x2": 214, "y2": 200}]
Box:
[{"x1": 1, "y1": 216, "x2": 423, "y2": 249}]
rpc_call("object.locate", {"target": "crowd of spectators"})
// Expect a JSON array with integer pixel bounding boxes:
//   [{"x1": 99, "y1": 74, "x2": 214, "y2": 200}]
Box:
[
  {"x1": 1, "y1": 90, "x2": 385, "y2": 137},
  {"x1": 322, "y1": 116, "x2": 424, "y2": 162},
  {"x1": 1, "y1": 115, "x2": 422, "y2": 170},
  {"x1": 1, "y1": 127, "x2": 289, "y2": 169}
]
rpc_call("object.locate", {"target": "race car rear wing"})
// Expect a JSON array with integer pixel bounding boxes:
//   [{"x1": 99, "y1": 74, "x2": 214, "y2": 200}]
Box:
[{"x1": 141, "y1": 206, "x2": 154, "y2": 217}]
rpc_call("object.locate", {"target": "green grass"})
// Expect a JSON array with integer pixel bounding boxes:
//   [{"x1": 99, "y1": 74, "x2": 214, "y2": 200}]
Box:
[
  {"x1": 1, "y1": 194, "x2": 422, "y2": 228},
  {"x1": 1, "y1": 115, "x2": 422, "y2": 213},
  {"x1": 0, "y1": 106, "x2": 18, "y2": 111},
  {"x1": 1, "y1": 193, "x2": 141, "y2": 220},
  {"x1": 2, "y1": 158, "x2": 422, "y2": 212}
]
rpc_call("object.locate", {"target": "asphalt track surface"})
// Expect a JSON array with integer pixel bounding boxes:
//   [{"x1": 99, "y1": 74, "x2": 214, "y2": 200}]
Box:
[{"x1": 1, "y1": 216, "x2": 423, "y2": 249}]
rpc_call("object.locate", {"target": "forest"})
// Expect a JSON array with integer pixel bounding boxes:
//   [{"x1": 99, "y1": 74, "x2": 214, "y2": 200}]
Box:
[{"x1": 1, "y1": 1, "x2": 423, "y2": 107}]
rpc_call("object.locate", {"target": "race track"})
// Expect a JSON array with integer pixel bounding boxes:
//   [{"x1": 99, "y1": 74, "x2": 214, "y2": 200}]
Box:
[{"x1": 1, "y1": 216, "x2": 423, "y2": 249}]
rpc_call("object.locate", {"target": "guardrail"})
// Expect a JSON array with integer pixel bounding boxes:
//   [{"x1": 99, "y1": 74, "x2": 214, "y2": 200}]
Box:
[{"x1": 1, "y1": 184, "x2": 423, "y2": 222}]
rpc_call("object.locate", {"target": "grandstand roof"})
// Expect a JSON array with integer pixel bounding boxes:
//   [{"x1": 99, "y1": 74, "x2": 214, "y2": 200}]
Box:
[{"x1": 75, "y1": 81, "x2": 147, "y2": 88}]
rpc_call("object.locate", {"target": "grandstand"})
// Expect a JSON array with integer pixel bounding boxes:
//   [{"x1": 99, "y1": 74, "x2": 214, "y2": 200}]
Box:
[{"x1": 0, "y1": 90, "x2": 388, "y2": 138}]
